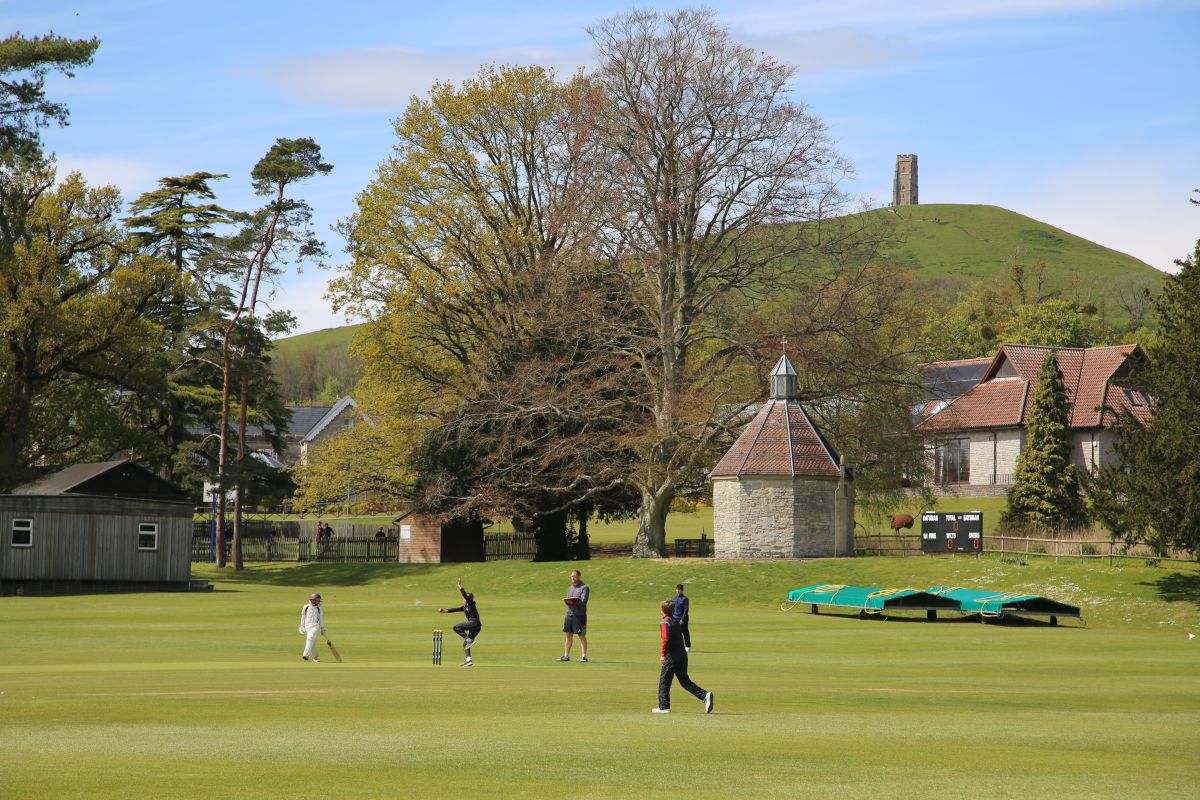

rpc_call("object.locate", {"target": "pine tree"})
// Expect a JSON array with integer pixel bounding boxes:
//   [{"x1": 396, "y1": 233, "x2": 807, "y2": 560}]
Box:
[
  {"x1": 1089, "y1": 234, "x2": 1200, "y2": 556},
  {"x1": 1003, "y1": 350, "x2": 1086, "y2": 529}
]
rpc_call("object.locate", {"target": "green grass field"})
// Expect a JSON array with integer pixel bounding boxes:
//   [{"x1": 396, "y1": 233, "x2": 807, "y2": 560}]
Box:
[{"x1": 3, "y1": 556, "x2": 1197, "y2": 799}]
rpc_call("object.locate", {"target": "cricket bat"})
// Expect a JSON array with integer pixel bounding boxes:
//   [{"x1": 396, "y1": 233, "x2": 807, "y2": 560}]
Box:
[{"x1": 326, "y1": 639, "x2": 343, "y2": 662}]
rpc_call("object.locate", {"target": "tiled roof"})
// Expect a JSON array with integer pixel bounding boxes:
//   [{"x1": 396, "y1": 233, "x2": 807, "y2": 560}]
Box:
[
  {"x1": 710, "y1": 399, "x2": 842, "y2": 478},
  {"x1": 917, "y1": 344, "x2": 1146, "y2": 433}
]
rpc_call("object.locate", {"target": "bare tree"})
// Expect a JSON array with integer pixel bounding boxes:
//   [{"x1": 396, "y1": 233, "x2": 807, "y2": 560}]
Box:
[{"x1": 587, "y1": 9, "x2": 851, "y2": 556}]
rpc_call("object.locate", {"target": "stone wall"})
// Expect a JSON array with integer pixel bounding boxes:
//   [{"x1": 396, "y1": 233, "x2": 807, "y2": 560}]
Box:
[
  {"x1": 713, "y1": 476, "x2": 854, "y2": 559},
  {"x1": 893, "y1": 154, "x2": 918, "y2": 206}
]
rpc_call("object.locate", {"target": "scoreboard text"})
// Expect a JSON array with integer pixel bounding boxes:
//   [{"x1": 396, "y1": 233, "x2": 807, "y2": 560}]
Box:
[{"x1": 920, "y1": 511, "x2": 983, "y2": 554}]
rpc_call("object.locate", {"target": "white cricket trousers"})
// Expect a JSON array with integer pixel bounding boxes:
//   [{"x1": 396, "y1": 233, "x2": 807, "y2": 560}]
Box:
[{"x1": 303, "y1": 627, "x2": 321, "y2": 659}]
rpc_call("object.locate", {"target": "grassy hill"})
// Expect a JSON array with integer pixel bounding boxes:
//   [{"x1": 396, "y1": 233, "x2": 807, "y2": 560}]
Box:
[
  {"x1": 5, "y1": 557, "x2": 1197, "y2": 799},
  {"x1": 869, "y1": 203, "x2": 1164, "y2": 312},
  {"x1": 270, "y1": 324, "x2": 364, "y2": 405},
  {"x1": 270, "y1": 204, "x2": 1165, "y2": 401}
]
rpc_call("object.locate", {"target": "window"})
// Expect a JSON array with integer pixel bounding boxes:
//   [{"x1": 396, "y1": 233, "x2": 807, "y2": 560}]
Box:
[
  {"x1": 399, "y1": 524, "x2": 412, "y2": 540},
  {"x1": 934, "y1": 438, "x2": 971, "y2": 484},
  {"x1": 11, "y1": 518, "x2": 32, "y2": 547},
  {"x1": 138, "y1": 522, "x2": 158, "y2": 551}
]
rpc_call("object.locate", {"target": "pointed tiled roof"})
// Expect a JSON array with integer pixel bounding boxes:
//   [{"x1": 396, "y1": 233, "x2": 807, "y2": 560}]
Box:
[
  {"x1": 710, "y1": 399, "x2": 842, "y2": 478},
  {"x1": 917, "y1": 343, "x2": 1148, "y2": 432}
]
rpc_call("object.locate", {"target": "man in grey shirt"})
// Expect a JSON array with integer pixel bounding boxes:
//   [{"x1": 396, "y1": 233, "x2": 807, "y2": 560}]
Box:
[{"x1": 558, "y1": 569, "x2": 589, "y2": 663}]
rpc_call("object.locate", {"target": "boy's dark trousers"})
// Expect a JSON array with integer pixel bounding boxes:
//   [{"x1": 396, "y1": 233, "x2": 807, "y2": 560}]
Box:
[
  {"x1": 658, "y1": 652, "x2": 706, "y2": 710},
  {"x1": 679, "y1": 619, "x2": 691, "y2": 649},
  {"x1": 453, "y1": 621, "x2": 480, "y2": 639}
]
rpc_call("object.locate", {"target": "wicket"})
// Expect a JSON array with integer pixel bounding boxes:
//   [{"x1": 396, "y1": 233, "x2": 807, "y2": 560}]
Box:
[{"x1": 432, "y1": 629, "x2": 443, "y2": 664}]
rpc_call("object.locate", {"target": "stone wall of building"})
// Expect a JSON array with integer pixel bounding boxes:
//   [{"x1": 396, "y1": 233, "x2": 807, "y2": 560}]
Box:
[
  {"x1": 714, "y1": 476, "x2": 854, "y2": 559},
  {"x1": 893, "y1": 154, "x2": 918, "y2": 206},
  {"x1": 965, "y1": 429, "x2": 1023, "y2": 485}
]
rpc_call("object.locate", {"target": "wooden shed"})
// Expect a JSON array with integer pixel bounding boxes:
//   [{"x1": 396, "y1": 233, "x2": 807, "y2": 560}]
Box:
[
  {"x1": 0, "y1": 460, "x2": 196, "y2": 595},
  {"x1": 393, "y1": 511, "x2": 485, "y2": 563}
]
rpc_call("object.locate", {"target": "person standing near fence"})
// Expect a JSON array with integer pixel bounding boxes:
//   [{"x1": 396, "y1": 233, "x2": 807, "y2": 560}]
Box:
[
  {"x1": 438, "y1": 578, "x2": 481, "y2": 667},
  {"x1": 672, "y1": 583, "x2": 692, "y2": 652},
  {"x1": 652, "y1": 598, "x2": 712, "y2": 714},
  {"x1": 558, "y1": 569, "x2": 589, "y2": 663},
  {"x1": 299, "y1": 592, "x2": 326, "y2": 663}
]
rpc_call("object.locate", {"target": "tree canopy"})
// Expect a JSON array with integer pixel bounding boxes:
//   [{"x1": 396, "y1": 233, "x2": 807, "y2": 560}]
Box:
[
  {"x1": 1088, "y1": 227, "x2": 1200, "y2": 556},
  {"x1": 0, "y1": 32, "x2": 98, "y2": 159},
  {"x1": 1003, "y1": 350, "x2": 1086, "y2": 529}
]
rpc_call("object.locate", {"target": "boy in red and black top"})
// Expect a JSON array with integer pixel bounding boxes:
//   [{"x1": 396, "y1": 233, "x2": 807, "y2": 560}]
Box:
[
  {"x1": 652, "y1": 599, "x2": 713, "y2": 714},
  {"x1": 439, "y1": 577, "x2": 481, "y2": 667}
]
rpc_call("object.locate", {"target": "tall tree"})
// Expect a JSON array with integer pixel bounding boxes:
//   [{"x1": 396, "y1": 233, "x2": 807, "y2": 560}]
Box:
[
  {"x1": 0, "y1": 32, "x2": 98, "y2": 159},
  {"x1": 1088, "y1": 229, "x2": 1200, "y2": 556},
  {"x1": 126, "y1": 172, "x2": 237, "y2": 481},
  {"x1": 0, "y1": 163, "x2": 172, "y2": 487},
  {"x1": 328, "y1": 65, "x2": 615, "y2": 551},
  {"x1": 1003, "y1": 350, "x2": 1086, "y2": 529},
  {"x1": 217, "y1": 138, "x2": 330, "y2": 569},
  {"x1": 587, "y1": 8, "x2": 850, "y2": 556}
]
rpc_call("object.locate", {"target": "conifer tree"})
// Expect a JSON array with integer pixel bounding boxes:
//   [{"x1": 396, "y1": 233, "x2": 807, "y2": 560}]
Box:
[
  {"x1": 1003, "y1": 350, "x2": 1086, "y2": 529},
  {"x1": 1089, "y1": 231, "x2": 1200, "y2": 556}
]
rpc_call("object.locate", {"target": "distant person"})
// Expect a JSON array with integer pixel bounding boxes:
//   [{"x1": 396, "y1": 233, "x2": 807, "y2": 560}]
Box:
[
  {"x1": 439, "y1": 578, "x2": 481, "y2": 667},
  {"x1": 315, "y1": 520, "x2": 325, "y2": 540},
  {"x1": 558, "y1": 569, "x2": 589, "y2": 663},
  {"x1": 652, "y1": 598, "x2": 712, "y2": 715},
  {"x1": 374, "y1": 527, "x2": 386, "y2": 539},
  {"x1": 672, "y1": 583, "x2": 692, "y2": 652},
  {"x1": 298, "y1": 592, "x2": 326, "y2": 663}
]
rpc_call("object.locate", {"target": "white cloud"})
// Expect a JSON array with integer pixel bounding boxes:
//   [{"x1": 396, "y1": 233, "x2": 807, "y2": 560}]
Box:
[
  {"x1": 50, "y1": 153, "x2": 165, "y2": 200},
  {"x1": 265, "y1": 271, "x2": 360, "y2": 337},
  {"x1": 257, "y1": 45, "x2": 593, "y2": 111},
  {"x1": 740, "y1": 28, "x2": 910, "y2": 73},
  {"x1": 725, "y1": 0, "x2": 1156, "y2": 35}
]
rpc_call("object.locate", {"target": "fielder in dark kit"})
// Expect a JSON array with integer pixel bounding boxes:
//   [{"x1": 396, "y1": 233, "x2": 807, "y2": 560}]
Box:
[
  {"x1": 652, "y1": 599, "x2": 713, "y2": 714},
  {"x1": 439, "y1": 577, "x2": 481, "y2": 667}
]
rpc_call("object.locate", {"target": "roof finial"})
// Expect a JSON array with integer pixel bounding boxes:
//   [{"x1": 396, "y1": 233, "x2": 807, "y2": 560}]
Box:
[{"x1": 781, "y1": 335, "x2": 789, "y2": 354}]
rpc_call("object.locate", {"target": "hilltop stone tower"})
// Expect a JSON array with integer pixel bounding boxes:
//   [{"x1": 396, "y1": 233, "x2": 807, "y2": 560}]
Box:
[
  {"x1": 710, "y1": 352, "x2": 855, "y2": 559},
  {"x1": 893, "y1": 154, "x2": 918, "y2": 206}
]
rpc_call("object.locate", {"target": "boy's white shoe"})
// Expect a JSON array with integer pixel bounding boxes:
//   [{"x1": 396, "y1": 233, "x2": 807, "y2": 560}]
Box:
[{"x1": 651, "y1": 707, "x2": 670, "y2": 713}]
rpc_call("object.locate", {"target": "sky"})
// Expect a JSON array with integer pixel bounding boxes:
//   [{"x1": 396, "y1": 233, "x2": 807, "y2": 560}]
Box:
[{"x1": 8, "y1": 0, "x2": 1199, "y2": 335}]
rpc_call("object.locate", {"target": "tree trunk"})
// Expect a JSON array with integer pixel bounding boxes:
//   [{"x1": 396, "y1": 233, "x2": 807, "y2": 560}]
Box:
[
  {"x1": 532, "y1": 508, "x2": 570, "y2": 562},
  {"x1": 232, "y1": 363, "x2": 250, "y2": 571},
  {"x1": 633, "y1": 483, "x2": 674, "y2": 558},
  {"x1": 0, "y1": 387, "x2": 33, "y2": 489}
]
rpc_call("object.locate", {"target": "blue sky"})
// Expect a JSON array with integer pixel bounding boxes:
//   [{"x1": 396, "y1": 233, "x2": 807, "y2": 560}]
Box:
[{"x1": 9, "y1": 0, "x2": 1199, "y2": 335}]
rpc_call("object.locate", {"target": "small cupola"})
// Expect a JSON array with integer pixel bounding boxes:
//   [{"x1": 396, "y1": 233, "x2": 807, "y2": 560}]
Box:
[{"x1": 769, "y1": 354, "x2": 798, "y2": 400}]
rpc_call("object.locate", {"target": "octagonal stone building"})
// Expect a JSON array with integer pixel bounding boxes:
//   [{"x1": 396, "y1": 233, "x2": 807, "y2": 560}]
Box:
[{"x1": 710, "y1": 354, "x2": 855, "y2": 559}]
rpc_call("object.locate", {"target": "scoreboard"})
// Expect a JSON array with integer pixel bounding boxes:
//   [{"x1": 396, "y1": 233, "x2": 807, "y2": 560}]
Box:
[{"x1": 920, "y1": 511, "x2": 983, "y2": 553}]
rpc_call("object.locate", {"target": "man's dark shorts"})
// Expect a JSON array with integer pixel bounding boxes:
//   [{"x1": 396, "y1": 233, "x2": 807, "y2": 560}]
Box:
[{"x1": 562, "y1": 614, "x2": 587, "y2": 635}]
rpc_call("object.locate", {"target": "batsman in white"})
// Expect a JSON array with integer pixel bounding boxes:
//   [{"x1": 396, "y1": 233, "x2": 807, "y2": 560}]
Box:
[{"x1": 299, "y1": 592, "x2": 325, "y2": 662}]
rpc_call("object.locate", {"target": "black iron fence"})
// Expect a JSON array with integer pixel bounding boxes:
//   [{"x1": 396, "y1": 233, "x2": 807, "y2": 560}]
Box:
[{"x1": 674, "y1": 535, "x2": 713, "y2": 557}]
